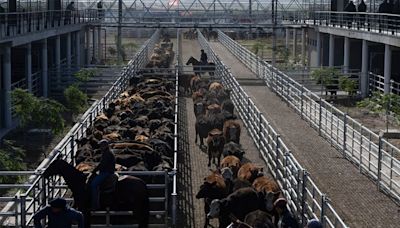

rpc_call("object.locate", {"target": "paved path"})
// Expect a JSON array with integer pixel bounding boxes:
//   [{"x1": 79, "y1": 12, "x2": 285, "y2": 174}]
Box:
[
  {"x1": 176, "y1": 38, "x2": 268, "y2": 227},
  {"x1": 209, "y1": 41, "x2": 400, "y2": 228}
]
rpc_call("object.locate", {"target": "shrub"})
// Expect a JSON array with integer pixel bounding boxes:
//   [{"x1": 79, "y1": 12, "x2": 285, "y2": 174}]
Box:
[
  {"x1": 12, "y1": 89, "x2": 66, "y2": 134},
  {"x1": 339, "y1": 76, "x2": 358, "y2": 96},
  {"x1": 0, "y1": 140, "x2": 27, "y2": 191},
  {"x1": 64, "y1": 85, "x2": 88, "y2": 116},
  {"x1": 310, "y1": 67, "x2": 341, "y2": 86}
]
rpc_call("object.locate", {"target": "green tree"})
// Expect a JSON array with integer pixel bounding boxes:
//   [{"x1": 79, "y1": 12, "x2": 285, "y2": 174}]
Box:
[
  {"x1": 12, "y1": 89, "x2": 66, "y2": 134},
  {"x1": 251, "y1": 40, "x2": 265, "y2": 56},
  {"x1": 74, "y1": 68, "x2": 96, "y2": 93},
  {"x1": 64, "y1": 85, "x2": 88, "y2": 117},
  {"x1": 108, "y1": 46, "x2": 117, "y2": 56},
  {"x1": 357, "y1": 92, "x2": 400, "y2": 129},
  {"x1": 339, "y1": 76, "x2": 358, "y2": 96},
  {"x1": 310, "y1": 67, "x2": 341, "y2": 85},
  {"x1": 0, "y1": 140, "x2": 26, "y2": 193}
]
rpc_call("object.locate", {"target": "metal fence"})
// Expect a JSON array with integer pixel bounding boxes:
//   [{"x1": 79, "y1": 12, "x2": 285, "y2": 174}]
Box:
[
  {"x1": 0, "y1": 29, "x2": 178, "y2": 227},
  {"x1": 216, "y1": 29, "x2": 400, "y2": 205},
  {"x1": 197, "y1": 29, "x2": 348, "y2": 228},
  {"x1": 0, "y1": 10, "x2": 99, "y2": 40},
  {"x1": 369, "y1": 72, "x2": 400, "y2": 95}
]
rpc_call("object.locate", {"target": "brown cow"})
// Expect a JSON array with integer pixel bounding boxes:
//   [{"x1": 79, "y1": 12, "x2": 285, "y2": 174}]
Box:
[
  {"x1": 237, "y1": 163, "x2": 264, "y2": 183},
  {"x1": 220, "y1": 155, "x2": 241, "y2": 178},
  {"x1": 252, "y1": 176, "x2": 280, "y2": 193},
  {"x1": 206, "y1": 104, "x2": 221, "y2": 115},
  {"x1": 206, "y1": 129, "x2": 225, "y2": 167},
  {"x1": 196, "y1": 170, "x2": 229, "y2": 228},
  {"x1": 223, "y1": 120, "x2": 241, "y2": 144},
  {"x1": 209, "y1": 82, "x2": 223, "y2": 91}
]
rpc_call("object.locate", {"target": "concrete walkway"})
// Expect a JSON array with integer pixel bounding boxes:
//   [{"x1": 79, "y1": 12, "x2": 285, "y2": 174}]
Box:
[{"x1": 209, "y1": 41, "x2": 400, "y2": 228}]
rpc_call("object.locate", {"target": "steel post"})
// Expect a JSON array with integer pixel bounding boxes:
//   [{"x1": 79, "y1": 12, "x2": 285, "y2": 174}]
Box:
[
  {"x1": 361, "y1": 40, "x2": 369, "y2": 97},
  {"x1": 344, "y1": 37, "x2": 350, "y2": 73},
  {"x1": 41, "y1": 39, "x2": 48, "y2": 97},
  {"x1": 3, "y1": 45, "x2": 12, "y2": 128},
  {"x1": 25, "y1": 43, "x2": 32, "y2": 93},
  {"x1": 384, "y1": 44, "x2": 392, "y2": 94},
  {"x1": 329, "y1": 34, "x2": 335, "y2": 67}
]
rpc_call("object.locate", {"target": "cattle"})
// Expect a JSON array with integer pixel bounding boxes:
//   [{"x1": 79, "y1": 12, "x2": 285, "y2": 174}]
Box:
[
  {"x1": 223, "y1": 120, "x2": 241, "y2": 144},
  {"x1": 178, "y1": 74, "x2": 193, "y2": 95},
  {"x1": 252, "y1": 176, "x2": 281, "y2": 213},
  {"x1": 193, "y1": 100, "x2": 206, "y2": 117},
  {"x1": 207, "y1": 129, "x2": 225, "y2": 167},
  {"x1": 220, "y1": 155, "x2": 241, "y2": 178},
  {"x1": 237, "y1": 163, "x2": 264, "y2": 183},
  {"x1": 195, "y1": 114, "x2": 210, "y2": 148},
  {"x1": 196, "y1": 170, "x2": 230, "y2": 228},
  {"x1": 223, "y1": 142, "x2": 245, "y2": 161},
  {"x1": 190, "y1": 75, "x2": 201, "y2": 92},
  {"x1": 244, "y1": 210, "x2": 275, "y2": 228},
  {"x1": 209, "y1": 82, "x2": 224, "y2": 91},
  {"x1": 222, "y1": 99, "x2": 234, "y2": 115},
  {"x1": 207, "y1": 187, "x2": 272, "y2": 228}
]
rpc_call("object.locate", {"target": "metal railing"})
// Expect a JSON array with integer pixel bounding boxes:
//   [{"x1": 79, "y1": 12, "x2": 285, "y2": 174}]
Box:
[
  {"x1": 198, "y1": 29, "x2": 348, "y2": 228},
  {"x1": 0, "y1": 10, "x2": 98, "y2": 40},
  {"x1": 216, "y1": 29, "x2": 400, "y2": 205},
  {"x1": 369, "y1": 72, "x2": 400, "y2": 95},
  {"x1": 307, "y1": 11, "x2": 400, "y2": 36},
  {"x1": 0, "y1": 29, "x2": 163, "y2": 227}
]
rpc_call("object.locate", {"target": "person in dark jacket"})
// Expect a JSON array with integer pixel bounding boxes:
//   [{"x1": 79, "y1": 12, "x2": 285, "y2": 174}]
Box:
[
  {"x1": 200, "y1": 49, "x2": 208, "y2": 65},
  {"x1": 90, "y1": 139, "x2": 116, "y2": 210},
  {"x1": 357, "y1": 0, "x2": 367, "y2": 29},
  {"x1": 344, "y1": 1, "x2": 357, "y2": 28},
  {"x1": 65, "y1": 1, "x2": 75, "y2": 24},
  {"x1": 274, "y1": 198, "x2": 298, "y2": 228},
  {"x1": 33, "y1": 198, "x2": 84, "y2": 228},
  {"x1": 378, "y1": 0, "x2": 393, "y2": 31}
]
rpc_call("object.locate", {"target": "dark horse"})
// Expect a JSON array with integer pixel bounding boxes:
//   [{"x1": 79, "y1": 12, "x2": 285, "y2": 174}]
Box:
[
  {"x1": 43, "y1": 159, "x2": 149, "y2": 228},
  {"x1": 186, "y1": 56, "x2": 215, "y2": 77}
]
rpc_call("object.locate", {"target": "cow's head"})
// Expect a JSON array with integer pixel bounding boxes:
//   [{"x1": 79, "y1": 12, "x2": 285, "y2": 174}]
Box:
[
  {"x1": 259, "y1": 190, "x2": 281, "y2": 212},
  {"x1": 207, "y1": 199, "x2": 226, "y2": 219},
  {"x1": 220, "y1": 167, "x2": 234, "y2": 182}
]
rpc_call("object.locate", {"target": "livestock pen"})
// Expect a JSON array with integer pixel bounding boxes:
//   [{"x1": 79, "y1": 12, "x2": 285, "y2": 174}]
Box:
[{"x1": 0, "y1": 29, "x2": 181, "y2": 227}]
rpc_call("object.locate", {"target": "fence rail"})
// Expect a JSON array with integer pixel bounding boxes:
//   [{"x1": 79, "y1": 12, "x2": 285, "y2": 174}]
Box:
[
  {"x1": 199, "y1": 29, "x2": 349, "y2": 227},
  {"x1": 0, "y1": 29, "x2": 167, "y2": 227},
  {"x1": 0, "y1": 10, "x2": 99, "y2": 40},
  {"x1": 216, "y1": 29, "x2": 400, "y2": 205}
]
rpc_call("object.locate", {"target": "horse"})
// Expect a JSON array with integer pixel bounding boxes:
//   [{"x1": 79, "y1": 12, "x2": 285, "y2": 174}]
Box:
[
  {"x1": 186, "y1": 56, "x2": 215, "y2": 77},
  {"x1": 42, "y1": 159, "x2": 149, "y2": 228}
]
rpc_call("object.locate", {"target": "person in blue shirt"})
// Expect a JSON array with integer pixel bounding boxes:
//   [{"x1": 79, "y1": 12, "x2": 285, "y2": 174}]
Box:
[
  {"x1": 33, "y1": 198, "x2": 84, "y2": 228},
  {"x1": 90, "y1": 139, "x2": 116, "y2": 210}
]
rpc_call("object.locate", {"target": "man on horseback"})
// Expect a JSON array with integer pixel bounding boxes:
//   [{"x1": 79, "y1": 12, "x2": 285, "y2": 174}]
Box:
[
  {"x1": 90, "y1": 139, "x2": 116, "y2": 210},
  {"x1": 33, "y1": 198, "x2": 84, "y2": 228},
  {"x1": 200, "y1": 49, "x2": 208, "y2": 65}
]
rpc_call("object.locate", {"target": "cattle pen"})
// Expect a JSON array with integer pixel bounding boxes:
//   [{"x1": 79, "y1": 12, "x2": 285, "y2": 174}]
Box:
[{"x1": 1, "y1": 27, "x2": 400, "y2": 228}]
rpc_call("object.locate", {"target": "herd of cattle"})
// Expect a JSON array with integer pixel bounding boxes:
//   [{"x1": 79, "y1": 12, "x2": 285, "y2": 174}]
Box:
[
  {"x1": 189, "y1": 75, "x2": 297, "y2": 227},
  {"x1": 75, "y1": 40, "x2": 176, "y2": 176}
]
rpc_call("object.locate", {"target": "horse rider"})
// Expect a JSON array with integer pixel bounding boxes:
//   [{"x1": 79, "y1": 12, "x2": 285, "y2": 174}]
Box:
[
  {"x1": 305, "y1": 219, "x2": 323, "y2": 228},
  {"x1": 33, "y1": 198, "x2": 84, "y2": 228},
  {"x1": 90, "y1": 139, "x2": 116, "y2": 210},
  {"x1": 200, "y1": 49, "x2": 208, "y2": 65}
]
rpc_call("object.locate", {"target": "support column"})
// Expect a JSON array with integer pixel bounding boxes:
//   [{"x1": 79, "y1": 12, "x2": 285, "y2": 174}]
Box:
[
  {"x1": 25, "y1": 43, "x2": 32, "y2": 93},
  {"x1": 66, "y1": 33, "x2": 72, "y2": 74},
  {"x1": 55, "y1": 35, "x2": 61, "y2": 83},
  {"x1": 285, "y1": 28, "x2": 290, "y2": 50},
  {"x1": 316, "y1": 31, "x2": 321, "y2": 67},
  {"x1": 384, "y1": 44, "x2": 392, "y2": 94},
  {"x1": 86, "y1": 29, "x2": 91, "y2": 64},
  {"x1": 42, "y1": 39, "x2": 48, "y2": 97},
  {"x1": 98, "y1": 27, "x2": 102, "y2": 63},
  {"x1": 3, "y1": 46, "x2": 12, "y2": 128},
  {"x1": 93, "y1": 27, "x2": 98, "y2": 63},
  {"x1": 75, "y1": 31, "x2": 81, "y2": 68},
  {"x1": 361, "y1": 40, "x2": 369, "y2": 97},
  {"x1": 292, "y1": 28, "x2": 297, "y2": 62},
  {"x1": 329, "y1": 34, "x2": 335, "y2": 67},
  {"x1": 301, "y1": 28, "x2": 306, "y2": 66},
  {"x1": 343, "y1": 37, "x2": 350, "y2": 73}
]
